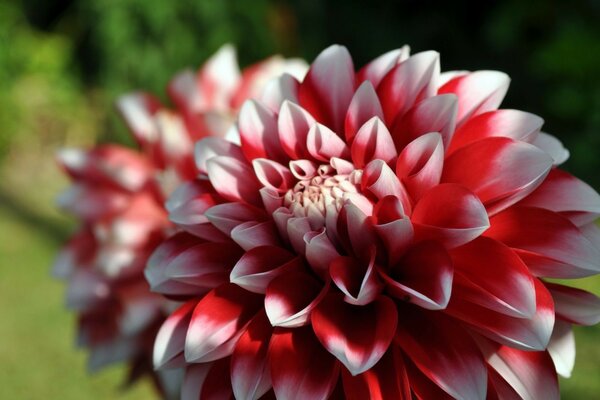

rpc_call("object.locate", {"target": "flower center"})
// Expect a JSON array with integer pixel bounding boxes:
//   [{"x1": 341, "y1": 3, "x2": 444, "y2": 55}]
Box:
[{"x1": 283, "y1": 165, "x2": 362, "y2": 227}]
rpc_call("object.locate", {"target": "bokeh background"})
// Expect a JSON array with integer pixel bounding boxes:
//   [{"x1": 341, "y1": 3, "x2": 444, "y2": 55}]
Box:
[{"x1": 1, "y1": 0, "x2": 599, "y2": 398}]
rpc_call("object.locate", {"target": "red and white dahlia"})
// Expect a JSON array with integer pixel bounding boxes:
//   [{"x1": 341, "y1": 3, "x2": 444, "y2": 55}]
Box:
[
  {"x1": 149, "y1": 45, "x2": 600, "y2": 399},
  {"x1": 54, "y1": 45, "x2": 307, "y2": 396}
]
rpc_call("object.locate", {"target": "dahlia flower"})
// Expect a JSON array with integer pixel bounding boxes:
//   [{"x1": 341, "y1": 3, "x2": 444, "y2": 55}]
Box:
[
  {"x1": 54, "y1": 45, "x2": 307, "y2": 396},
  {"x1": 148, "y1": 44, "x2": 600, "y2": 399}
]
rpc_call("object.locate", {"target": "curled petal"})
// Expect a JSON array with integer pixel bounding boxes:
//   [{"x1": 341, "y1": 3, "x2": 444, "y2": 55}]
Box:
[
  {"x1": 265, "y1": 270, "x2": 328, "y2": 327},
  {"x1": 298, "y1": 44, "x2": 355, "y2": 133},
  {"x1": 230, "y1": 246, "x2": 301, "y2": 294},
  {"x1": 330, "y1": 252, "x2": 383, "y2": 305},
  {"x1": 231, "y1": 312, "x2": 273, "y2": 400},
  {"x1": 306, "y1": 123, "x2": 351, "y2": 162},
  {"x1": 351, "y1": 117, "x2": 397, "y2": 168},
  {"x1": 252, "y1": 158, "x2": 294, "y2": 193},
  {"x1": 344, "y1": 81, "x2": 385, "y2": 143},
  {"x1": 289, "y1": 159, "x2": 317, "y2": 180},
  {"x1": 447, "y1": 109, "x2": 543, "y2": 155},
  {"x1": 231, "y1": 220, "x2": 282, "y2": 251},
  {"x1": 238, "y1": 99, "x2": 287, "y2": 162},
  {"x1": 545, "y1": 282, "x2": 600, "y2": 326},
  {"x1": 378, "y1": 51, "x2": 440, "y2": 124},
  {"x1": 373, "y1": 196, "x2": 414, "y2": 266},
  {"x1": 269, "y1": 327, "x2": 340, "y2": 400},
  {"x1": 304, "y1": 229, "x2": 340, "y2": 278},
  {"x1": 412, "y1": 183, "x2": 490, "y2": 248},
  {"x1": 362, "y1": 160, "x2": 410, "y2": 205},
  {"x1": 442, "y1": 137, "x2": 553, "y2": 215},
  {"x1": 185, "y1": 283, "x2": 263, "y2": 362},
  {"x1": 312, "y1": 293, "x2": 397, "y2": 375},
  {"x1": 395, "y1": 308, "x2": 488, "y2": 400},
  {"x1": 451, "y1": 237, "x2": 536, "y2": 318},
  {"x1": 391, "y1": 94, "x2": 458, "y2": 150},
  {"x1": 356, "y1": 45, "x2": 410, "y2": 88},
  {"x1": 396, "y1": 132, "x2": 444, "y2": 201},
  {"x1": 277, "y1": 101, "x2": 316, "y2": 159},
  {"x1": 438, "y1": 70, "x2": 510, "y2": 127},
  {"x1": 486, "y1": 206, "x2": 600, "y2": 278},
  {"x1": 206, "y1": 156, "x2": 262, "y2": 206},
  {"x1": 517, "y1": 168, "x2": 600, "y2": 226},
  {"x1": 381, "y1": 240, "x2": 453, "y2": 310},
  {"x1": 336, "y1": 203, "x2": 377, "y2": 262}
]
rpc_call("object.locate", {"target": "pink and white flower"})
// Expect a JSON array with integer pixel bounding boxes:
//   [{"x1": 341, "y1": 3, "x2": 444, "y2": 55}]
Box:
[
  {"x1": 54, "y1": 45, "x2": 307, "y2": 397},
  {"x1": 149, "y1": 44, "x2": 600, "y2": 399}
]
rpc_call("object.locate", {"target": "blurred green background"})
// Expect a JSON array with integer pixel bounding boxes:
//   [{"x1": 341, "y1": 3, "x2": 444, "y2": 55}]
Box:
[{"x1": 0, "y1": 0, "x2": 598, "y2": 398}]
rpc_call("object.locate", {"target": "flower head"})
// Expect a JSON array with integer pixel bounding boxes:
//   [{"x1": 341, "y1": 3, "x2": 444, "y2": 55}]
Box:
[
  {"x1": 54, "y1": 45, "x2": 306, "y2": 395},
  {"x1": 150, "y1": 45, "x2": 600, "y2": 399}
]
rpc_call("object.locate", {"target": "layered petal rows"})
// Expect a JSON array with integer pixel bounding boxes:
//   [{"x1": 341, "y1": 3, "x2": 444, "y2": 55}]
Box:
[
  {"x1": 55, "y1": 45, "x2": 307, "y2": 396},
  {"x1": 147, "y1": 45, "x2": 600, "y2": 399}
]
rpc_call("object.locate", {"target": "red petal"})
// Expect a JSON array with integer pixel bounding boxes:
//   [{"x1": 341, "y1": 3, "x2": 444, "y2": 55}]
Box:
[
  {"x1": 185, "y1": 283, "x2": 263, "y2": 362},
  {"x1": 395, "y1": 308, "x2": 488, "y2": 399},
  {"x1": 341, "y1": 345, "x2": 411, "y2": 400},
  {"x1": 344, "y1": 82, "x2": 385, "y2": 144},
  {"x1": 517, "y1": 168, "x2": 600, "y2": 226},
  {"x1": 362, "y1": 159, "x2": 410, "y2": 204},
  {"x1": 447, "y1": 279, "x2": 555, "y2": 350},
  {"x1": 447, "y1": 109, "x2": 543, "y2": 155},
  {"x1": 269, "y1": 327, "x2": 340, "y2": 400},
  {"x1": 377, "y1": 51, "x2": 440, "y2": 124},
  {"x1": 396, "y1": 131, "x2": 444, "y2": 201},
  {"x1": 442, "y1": 137, "x2": 553, "y2": 215},
  {"x1": 194, "y1": 137, "x2": 245, "y2": 173},
  {"x1": 330, "y1": 252, "x2": 383, "y2": 305},
  {"x1": 545, "y1": 282, "x2": 600, "y2": 326},
  {"x1": 231, "y1": 312, "x2": 273, "y2": 400},
  {"x1": 351, "y1": 117, "x2": 397, "y2": 168},
  {"x1": 438, "y1": 71, "x2": 510, "y2": 127},
  {"x1": 373, "y1": 196, "x2": 413, "y2": 265},
  {"x1": 299, "y1": 45, "x2": 355, "y2": 133},
  {"x1": 312, "y1": 294, "x2": 397, "y2": 375},
  {"x1": 306, "y1": 123, "x2": 351, "y2": 162},
  {"x1": 206, "y1": 156, "x2": 262, "y2": 206},
  {"x1": 411, "y1": 183, "x2": 489, "y2": 248},
  {"x1": 201, "y1": 358, "x2": 235, "y2": 400},
  {"x1": 265, "y1": 270, "x2": 327, "y2": 327},
  {"x1": 390, "y1": 94, "x2": 458, "y2": 150},
  {"x1": 451, "y1": 237, "x2": 536, "y2": 318},
  {"x1": 380, "y1": 240, "x2": 453, "y2": 310},
  {"x1": 238, "y1": 99, "x2": 287, "y2": 163},
  {"x1": 260, "y1": 73, "x2": 300, "y2": 113},
  {"x1": 252, "y1": 158, "x2": 294, "y2": 193},
  {"x1": 230, "y1": 220, "x2": 282, "y2": 251},
  {"x1": 356, "y1": 46, "x2": 409, "y2": 88},
  {"x1": 154, "y1": 300, "x2": 196, "y2": 369},
  {"x1": 486, "y1": 206, "x2": 600, "y2": 278},
  {"x1": 277, "y1": 101, "x2": 316, "y2": 159},
  {"x1": 304, "y1": 228, "x2": 340, "y2": 278},
  {"x1": 205, "y1": 202, "x2": 266, "y2": 235},
  {"x1": 230, "y1": 246, "x2": 301, "y2": 294}
]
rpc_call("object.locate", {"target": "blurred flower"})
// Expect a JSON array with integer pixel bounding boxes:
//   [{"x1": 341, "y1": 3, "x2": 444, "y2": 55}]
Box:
[
  {"x1": 149, "y1": 45, "x2": 600, "y2": 399},
  {"x1": 54, "y1": 44, "x2": 307, "y2": 398}
]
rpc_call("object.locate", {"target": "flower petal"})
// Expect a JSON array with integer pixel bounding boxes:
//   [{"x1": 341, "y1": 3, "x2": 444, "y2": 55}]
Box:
[
  {"x1": 447, "y1": 109, "x2": 543, "y2": 155},
  {"x1": 377, "y1": 51, "x2": 440, "y2": 124},
  {"x1": 395, "y1": 308, "x2": 488, "y2": 400},
  {"x1": 304, "y1": 228, "x2": 340, "y2": 278},
  {"x1": 312, "y1": 294, "x2": 397, "y2": 375},
  {"x1": 517, "y1": 168, "x2": 600, "y2": 226},
  {"x1": 153, "y1": 300, "x2": 196, "y2": 369},
  {"x1": 185, "y1": 283, "x2": 262, "y2": 362},
  {"x1": 485, "y1": 206, "x2": 600, "y2": 278},
  {"x1": 206, "y1": 156, "x2": 262, "y2": 206},
  {"x1": 238, "y1": 99, "x2": 287, "y2": 163},
  {"x1": 260, "y1": 73, "x2": 301, "y2": 113},
  {"x1": 547, "y1": 320, "x2": 575, "y2": 378},
  {"x1": 298, "y1": 45, "x2": 355, "y2": 133},
  {"x1": 380, "y1": 240, "x2": 453, "y2": 310},
  {"x1": 356, "y1": 46, "x2": 410, "y2": 88},
  {"x1": 396, "y1": 132, "x2": 444, "y2": 201},
  {"x1": 269, "y1": 327, "x2": 340, "y2": 400},
  {"x1": 532, "y1": 132, "x2": 569, "y2": 165},
  {"x1": 231, "y1": 312, "x2": 273, "y2": 400},
  {"x1": 195, "y1": 137, "x2": 245, "y2": 173},
  {"x1": 411, "y1": 183, "x2": 490, "y2": 248},
  {"x1": 252, "y1": 158, "x2": 294, "y2": 193},
  {"x1": 351, "y1": 117, "x2": 397, "y2": 168},
  {"x1": 344, "y1": 81, "x2": 385, "y2": 143},
  {"x1": 442, "y1": 137, "x2": 553, "y2": 215},
  {"x1": 205, "y1": 202, "x2": 266, "y2": 236},
  {"x1": 438, "y1": 70, "x2": 510, "y2": 127},
  {"x1": 330, "y1": 252, "x2": 383, "y2": 306},
  {"x1": 230, "y1": 220, "x2": 282, "y2": 251},
  {"x1": 277, "y1": 101, "x2": 316, "y2": 159},
  {"x1": 306, "y1": 123, "x2": 351, "y2": 162},
  {"x1": 451, "y1": 237, "x2": 536, "y2": 318},
  {"x1": 545, "y1": 282, "x2": 600, "y2": 326}
]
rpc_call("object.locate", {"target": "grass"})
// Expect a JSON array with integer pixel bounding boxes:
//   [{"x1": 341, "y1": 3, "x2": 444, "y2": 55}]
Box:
[{"x1": 0, "y1": 179, "x2": 599, "y2": 398}]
